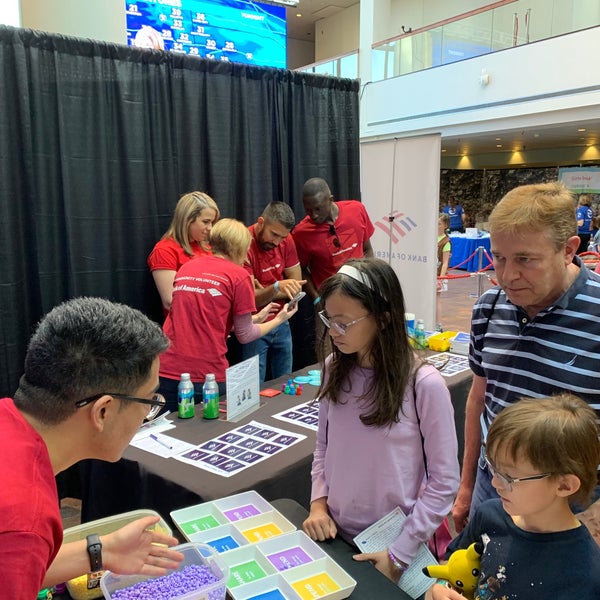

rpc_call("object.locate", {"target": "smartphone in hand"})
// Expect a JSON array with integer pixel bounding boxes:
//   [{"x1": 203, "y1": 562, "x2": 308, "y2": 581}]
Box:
[{"x1": 287, "y1": 291, "x2": 306, "y2": 311}]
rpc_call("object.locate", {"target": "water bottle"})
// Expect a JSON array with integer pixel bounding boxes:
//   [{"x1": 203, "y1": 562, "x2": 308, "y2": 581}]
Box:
[
  {"x1": 177, "y1": 373, "x2": 195, "y2": 419},
  {"x1": 415, "y1": 319, "x2": 426, "y2": 349},
  {"x1": 203, "y1": 374, "x2": 220, "y2": 420}
]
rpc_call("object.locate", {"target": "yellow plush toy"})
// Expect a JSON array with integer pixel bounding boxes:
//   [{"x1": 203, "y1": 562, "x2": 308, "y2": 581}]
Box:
[{"x1": 422, "y1": 541, "x2": 483, "y2": 599}]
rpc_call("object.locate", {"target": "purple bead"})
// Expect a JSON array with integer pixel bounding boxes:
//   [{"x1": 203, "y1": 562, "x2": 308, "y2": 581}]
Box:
[{"x1": 111, "y1": 564, "x2": 224, "y2": 600}]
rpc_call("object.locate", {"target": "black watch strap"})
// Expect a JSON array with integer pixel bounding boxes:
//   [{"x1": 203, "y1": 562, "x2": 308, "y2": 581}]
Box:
[{"x1": 86, "y1": 533, "x2": 103, "y2": 572}]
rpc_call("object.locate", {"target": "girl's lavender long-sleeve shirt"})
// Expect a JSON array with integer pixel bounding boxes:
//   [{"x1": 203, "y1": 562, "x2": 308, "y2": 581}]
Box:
[{"x1": 310, "y1": 359, "x2": 460, "y2": 564}]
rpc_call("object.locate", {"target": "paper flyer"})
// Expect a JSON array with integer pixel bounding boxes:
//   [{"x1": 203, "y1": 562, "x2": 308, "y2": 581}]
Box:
[
  {"x1": 353, "y1": 507, "x2": 438, "y2": 599},
  {"x1": 425, "y1": 352, "x2": 470, "y2": 377},
  {"x1": 173, "y1": 420, "x2": 306, "y2": 478}
]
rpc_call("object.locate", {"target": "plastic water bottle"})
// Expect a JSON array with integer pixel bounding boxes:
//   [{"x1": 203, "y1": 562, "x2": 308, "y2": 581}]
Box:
[
  {"x1": 203, "y1": 374, "x2": 220, "y2": 420},
  {"x1": 415, "y1": 319, "x2": 426, "y2": 349},
  {"x1": 177, "y1": 373, "x2": 195, "y2": 419}
]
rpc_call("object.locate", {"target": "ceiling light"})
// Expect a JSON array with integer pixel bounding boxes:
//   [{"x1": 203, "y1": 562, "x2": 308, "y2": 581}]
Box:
[
  {"x1": 495, "y1": 137, "x2": 501, "y2": 141},
  {"x1": 441, "y1": 149, "x2": 446, "y2": 153},
  {"x1": 533, "y1": 133, "x2": 540, "y2": 138},
  {"x1": 496, "y1": 144, "x2": 502, "y2": 148},
  {"x1": 578, "y1": 128, "x2": 587, "y2": 132},
  {"x1": 296, "y1": 12, "x2": 302, "y2": 17}
]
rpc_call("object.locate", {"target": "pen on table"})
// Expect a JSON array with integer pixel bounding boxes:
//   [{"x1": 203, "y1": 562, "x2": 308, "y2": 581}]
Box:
[{"x1": 150, "y1": 433, "x2": 173, "y2": 450}]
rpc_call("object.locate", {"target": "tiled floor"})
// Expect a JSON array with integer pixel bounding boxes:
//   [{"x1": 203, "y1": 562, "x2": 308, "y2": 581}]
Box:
[{"x1": 58, "y1": 268, "x2": 492, "y2": 530}]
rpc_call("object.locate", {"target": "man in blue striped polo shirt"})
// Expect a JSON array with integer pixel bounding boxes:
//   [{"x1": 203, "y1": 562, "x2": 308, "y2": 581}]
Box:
[{"x1": 452, "y1": 182, "x2": 600, "y2": 533}]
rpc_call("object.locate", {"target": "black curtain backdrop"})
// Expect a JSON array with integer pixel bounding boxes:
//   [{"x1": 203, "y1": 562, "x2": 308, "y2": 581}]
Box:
[{"x1": 0, "y1": 26, "x2": 360, "y2": 396}]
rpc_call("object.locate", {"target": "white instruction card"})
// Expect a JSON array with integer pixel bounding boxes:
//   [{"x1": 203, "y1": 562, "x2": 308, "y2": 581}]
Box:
[{"x1": 353, "y1": 507, "x2": 438, "y2": 599}]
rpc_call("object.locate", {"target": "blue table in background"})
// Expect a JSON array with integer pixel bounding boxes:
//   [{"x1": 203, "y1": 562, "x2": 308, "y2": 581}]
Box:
[{"x1": 449, "y1": 233, "x2": 492, "y2": 272}]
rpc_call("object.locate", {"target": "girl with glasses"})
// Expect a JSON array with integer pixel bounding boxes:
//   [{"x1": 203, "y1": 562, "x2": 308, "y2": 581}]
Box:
[
  {"x1": 302, "y1": 258, "x2": 460, "y2": 584},
  {"x1": 428, "y1": 394, "x2": 600, "y2": 599}
]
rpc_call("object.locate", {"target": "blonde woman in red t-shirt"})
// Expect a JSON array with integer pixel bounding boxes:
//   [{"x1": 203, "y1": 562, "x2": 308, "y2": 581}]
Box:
[{"x1": 148, "y1": 191, "x2": 220, "y2": 314}]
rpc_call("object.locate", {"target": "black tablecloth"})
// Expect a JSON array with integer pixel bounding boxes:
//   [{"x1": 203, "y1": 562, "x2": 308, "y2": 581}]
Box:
[{"x1": 79, "y1": 364, "x2": 471, "y2": 533}]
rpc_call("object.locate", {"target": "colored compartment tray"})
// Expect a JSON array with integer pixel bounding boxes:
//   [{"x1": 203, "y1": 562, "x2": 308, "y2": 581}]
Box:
[
  {"x1": 171, "y1": 490, "x2": 274, "y2": 540},
  {"x1": 255, "y1": 531, "x2": 328, "y2": 572},
  {"x1": 281, "y1": 557, "x2": 357, "y2": 600},
  {"x1": 227, "y1": 574, "x2": 300, "y2": 600}
]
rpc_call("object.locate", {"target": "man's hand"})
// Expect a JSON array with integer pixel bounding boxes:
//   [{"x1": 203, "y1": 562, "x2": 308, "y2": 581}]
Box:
[
  {"x1": 103, "y1": 516, "x2": 184, "y2": 576},
  {"x1": 451, "y1": 486, "x2": 473, "y2": 533},
  {"x1": 275, "y1": 278, "x2": 306, "y2": 300}
]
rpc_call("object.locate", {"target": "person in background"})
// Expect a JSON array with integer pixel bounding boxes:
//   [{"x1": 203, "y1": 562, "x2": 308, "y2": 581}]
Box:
[
  {"x1": 576, "y1": 194, "x2": 593, "y2": 254},
  {"x1": 429, "y1": 394, "x2": 600, "y2": 599},
  {"x1": 148, "y1": 191, "x2": 219, "y2": 314},
  {"x1": 436, "y1": 213, "x2": 451, "y2": 327},
  {"x1": 241, "y1": 202, "x2": 305, "y2": 382},
  {"x1": 158, "y1": 218, "x2": 299, "y2": 411},
  {"x1": 302, "y1": 258, "x2": 459, "y2": 584},
  {"x1": 0, "y1": 297, "x2": 183, "y2": 597},
  {"x1": 292, "y1": 178, "x2": 374, "y2": 304},
  {"x1": 442, "y1": 199, "x2": 465, "y2": 233},
  {"x1": 452, "y1": 182, "x2": 600, "y2": 535}
]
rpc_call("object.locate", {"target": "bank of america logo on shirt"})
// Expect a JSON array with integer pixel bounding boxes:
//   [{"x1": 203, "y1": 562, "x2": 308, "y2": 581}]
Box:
[
  {"x1": 374, "y1": 210, "x2": 417, "y2": 245},
  {"x1": 207, "y1": 288, "x2": 222, "y2": 297}
]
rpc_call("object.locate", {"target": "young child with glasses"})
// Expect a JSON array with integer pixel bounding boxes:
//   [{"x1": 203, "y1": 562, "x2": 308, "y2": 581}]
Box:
[
  {"x1": 302, "y1": 257, "x2": 460, "y2": 583},
  {"x1": 428, "y1": 393, "x2": 600, "y2": 599}
]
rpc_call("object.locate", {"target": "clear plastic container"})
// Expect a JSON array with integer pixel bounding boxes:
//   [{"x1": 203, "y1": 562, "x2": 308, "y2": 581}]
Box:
[
  {"x1": 63, "y1": 509, "x2": 171, "y2": 600},
  {"x1": 100, "y1": 542, "x2": 229, "y2": 600}
]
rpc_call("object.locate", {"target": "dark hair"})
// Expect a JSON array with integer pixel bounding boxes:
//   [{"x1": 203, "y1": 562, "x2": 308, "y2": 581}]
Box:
[
  {"x1": 14, "y1": 297, "x2": 169, "y2": 425},
  {"x1": 261, "y1": 201, "x2": 296, "y2": 231},
  {"x1": 317, "y1": 258, "x2": 417, "y2": 427},
  {"x1": 302, "y1": 177, "x2": 331, "y2": 201},
  {"x1": 486, "y1": 394, "x2": 600, "y2": 505}
]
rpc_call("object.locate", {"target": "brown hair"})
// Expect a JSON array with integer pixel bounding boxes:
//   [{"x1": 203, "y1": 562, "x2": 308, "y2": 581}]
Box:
[
  {"x1": 486, "y1": 394, "x2": 600, "y2": 505},
  {"x1": 163, "y1": 191, "x2": 220, "y2": 256},
  {"x1": 488, "y1": 182, "x2": 576, "y2": 251}
]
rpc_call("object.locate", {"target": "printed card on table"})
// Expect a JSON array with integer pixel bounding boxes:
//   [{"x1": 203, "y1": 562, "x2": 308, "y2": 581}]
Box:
[
  {"x1": 272, "y1": 401, "x2": 320, "y2": 431},
  {"x1": 173, "y1": 420, "x2": 306, "y2": 477}
]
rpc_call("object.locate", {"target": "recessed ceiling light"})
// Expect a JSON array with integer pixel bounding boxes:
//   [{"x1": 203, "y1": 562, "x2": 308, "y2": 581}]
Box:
[
  {"x1": 496, "y1": 144, "x2": 502, "y2": 148},
  {"x1": 495, "y1": 137, "x2": 501, "y2": 141},
  {"x1": 441, "y1": 149, "x2": 446, "y2": 153},
  {"x1": 533, "y1": 133, "x2": 540, "y2": 138},
  {"x1": 296, "y1": 12, "x2": 302, "y2": 17},
  {"x1": 578, "y1": 128, "x2": 587, "y2": 132}
]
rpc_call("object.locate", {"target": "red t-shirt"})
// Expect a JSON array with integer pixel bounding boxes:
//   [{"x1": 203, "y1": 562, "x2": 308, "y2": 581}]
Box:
[
  {"x1": 244, "y1": 224, "x2": 300, "y2": 317},
  {"x1": 147, "y1": 237, "x2": 211, "y2": 272},
  {"x1": 0, "y1": 398, "x2": 63, "y2": 597},
  {"x1": 291, "y1": 200, "x2": 375, "y2": 290},
  {"x1": 160, "y1": 256, "x2": 256, "y2": 382}
]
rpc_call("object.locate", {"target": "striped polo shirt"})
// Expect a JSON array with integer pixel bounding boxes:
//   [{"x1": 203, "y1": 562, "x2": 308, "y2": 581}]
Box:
[{"x1": 469, "y1": 256, "x2": 600, "y2": 438}]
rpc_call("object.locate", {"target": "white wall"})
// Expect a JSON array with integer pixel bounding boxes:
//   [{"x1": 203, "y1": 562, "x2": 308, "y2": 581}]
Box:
[
  {"x1": 314, "y1": 3, "x2": 360, "y2": 62},
  {"x1": 0, "y1": 0, "x2": 21, "y2": 26},
  {"x1": 20, "y1": 0, "x2": 125, "y2": 44},
  {"x1": 287, "y1": 37, "x2": 314, "y2": 69}
]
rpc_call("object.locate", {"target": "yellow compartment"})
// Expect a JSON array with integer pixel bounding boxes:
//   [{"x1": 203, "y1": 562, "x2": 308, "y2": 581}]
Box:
[{"x1": 426, "y1": 331, "x2": 457, "y2": 352}]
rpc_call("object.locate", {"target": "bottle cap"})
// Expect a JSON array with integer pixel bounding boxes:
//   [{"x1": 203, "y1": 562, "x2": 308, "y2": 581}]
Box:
[
  {"x1": 205, "y1": 373, "x2": 216, "y2": 382},
  {"x1": 180, "y1": 372, "x2": 191, "y2": 380}
]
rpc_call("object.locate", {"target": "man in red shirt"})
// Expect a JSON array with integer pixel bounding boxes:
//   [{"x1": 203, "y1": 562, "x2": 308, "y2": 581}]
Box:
[
  {"x1": 242, "y1": 202, "x2": 305, "y2": 381},
  {"x1": 292, "y1": 178, "x2": 374, "y2": 302}
]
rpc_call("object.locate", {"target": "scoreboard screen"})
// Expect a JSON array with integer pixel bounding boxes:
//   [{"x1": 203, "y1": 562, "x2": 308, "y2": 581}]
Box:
[{"x1": 126, "y1": 0, "x2": 287, "y2": 69}]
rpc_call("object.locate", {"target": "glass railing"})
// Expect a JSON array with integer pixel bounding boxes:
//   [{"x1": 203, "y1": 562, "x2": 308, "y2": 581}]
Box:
[
  {"x1": 372, "y1": 0, "x2": 600, "y2": 81},
  {"x1": 296, "y1": 50, "x2": 358, "y2": 79}
]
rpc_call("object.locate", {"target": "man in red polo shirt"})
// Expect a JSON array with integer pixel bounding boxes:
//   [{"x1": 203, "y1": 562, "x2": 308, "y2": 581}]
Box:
[{"x1": 242, "y1": 202, "x2": 305, "y2": 382}]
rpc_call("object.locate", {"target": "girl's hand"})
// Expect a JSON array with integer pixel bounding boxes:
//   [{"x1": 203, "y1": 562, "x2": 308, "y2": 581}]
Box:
[
  {"x1": 302, "y1": 499, "x2": 337, "y2": 541},
  {"x1": 352, "y1": 550, "x2": 403, "y2": 584}
]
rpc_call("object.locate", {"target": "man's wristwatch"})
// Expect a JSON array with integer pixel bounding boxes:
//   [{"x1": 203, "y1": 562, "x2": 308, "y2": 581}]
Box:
[{"x1": 86, "y1": 534, "x2": 103, "y2": 572}]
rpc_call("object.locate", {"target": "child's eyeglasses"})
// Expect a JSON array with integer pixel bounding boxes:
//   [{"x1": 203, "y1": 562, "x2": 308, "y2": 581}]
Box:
[
  {"x1": 75, "y1": 392, "x2": 166, "y2": 421},
  {"x1": 484, "y1": 455, "x2": 552, "y2": 491},
  {"x1": 318, "y1": 310, "x2": 369, "y2": 335},
  {"x1": 329, "y1": 224, "x2": 341, "y2": 248}
]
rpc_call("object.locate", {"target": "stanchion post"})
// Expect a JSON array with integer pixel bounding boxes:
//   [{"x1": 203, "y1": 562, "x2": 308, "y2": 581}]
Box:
[{"x1": 477, "y1": 246, "x2": 484, "y2": 297}]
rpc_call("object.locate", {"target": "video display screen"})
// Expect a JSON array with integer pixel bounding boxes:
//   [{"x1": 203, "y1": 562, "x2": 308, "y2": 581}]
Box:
[{"x1": 126, "y1": 0, "x2": 287, "y2": 69}]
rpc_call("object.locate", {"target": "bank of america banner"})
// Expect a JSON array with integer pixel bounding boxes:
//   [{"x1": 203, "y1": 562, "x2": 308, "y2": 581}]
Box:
[
  {"x1": 360, "y1": 135, "x2": 441, "y2": 329},
  {"x1": 558, "y1": 167, "x2": 600, "y2": 194}
]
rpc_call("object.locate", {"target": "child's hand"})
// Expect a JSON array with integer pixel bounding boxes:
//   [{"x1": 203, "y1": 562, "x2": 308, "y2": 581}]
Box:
[
  {"x1": 302, "y1": 499, "x2": 337, "y2": 541},
  {"x1": 353, "y1": 550, "x2": 402, "y2": 583},
  {"x1": 426, "y1": 582, "x2": 467, "y2": 600}
]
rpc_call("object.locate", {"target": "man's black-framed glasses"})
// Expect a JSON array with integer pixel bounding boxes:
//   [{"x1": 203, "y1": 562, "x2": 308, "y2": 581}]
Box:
[
  {"x1": 329, "y1": 224, "x2": 341, "y2": 248},
  {"x1": 75, "y1": 392, "x2": 166, "y2": 421}
]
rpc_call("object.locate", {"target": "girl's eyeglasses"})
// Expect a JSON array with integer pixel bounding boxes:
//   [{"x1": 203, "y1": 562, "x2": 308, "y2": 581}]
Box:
[
  {"x1": 484, "y1": 455, "x2": 552, "y2": 492},
  {"x1": 75, "y1": 393, "x2": 166, "y2": 421},
  {"x1": 318, "y1": 310, "x2": 369, "y2": 335}
]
